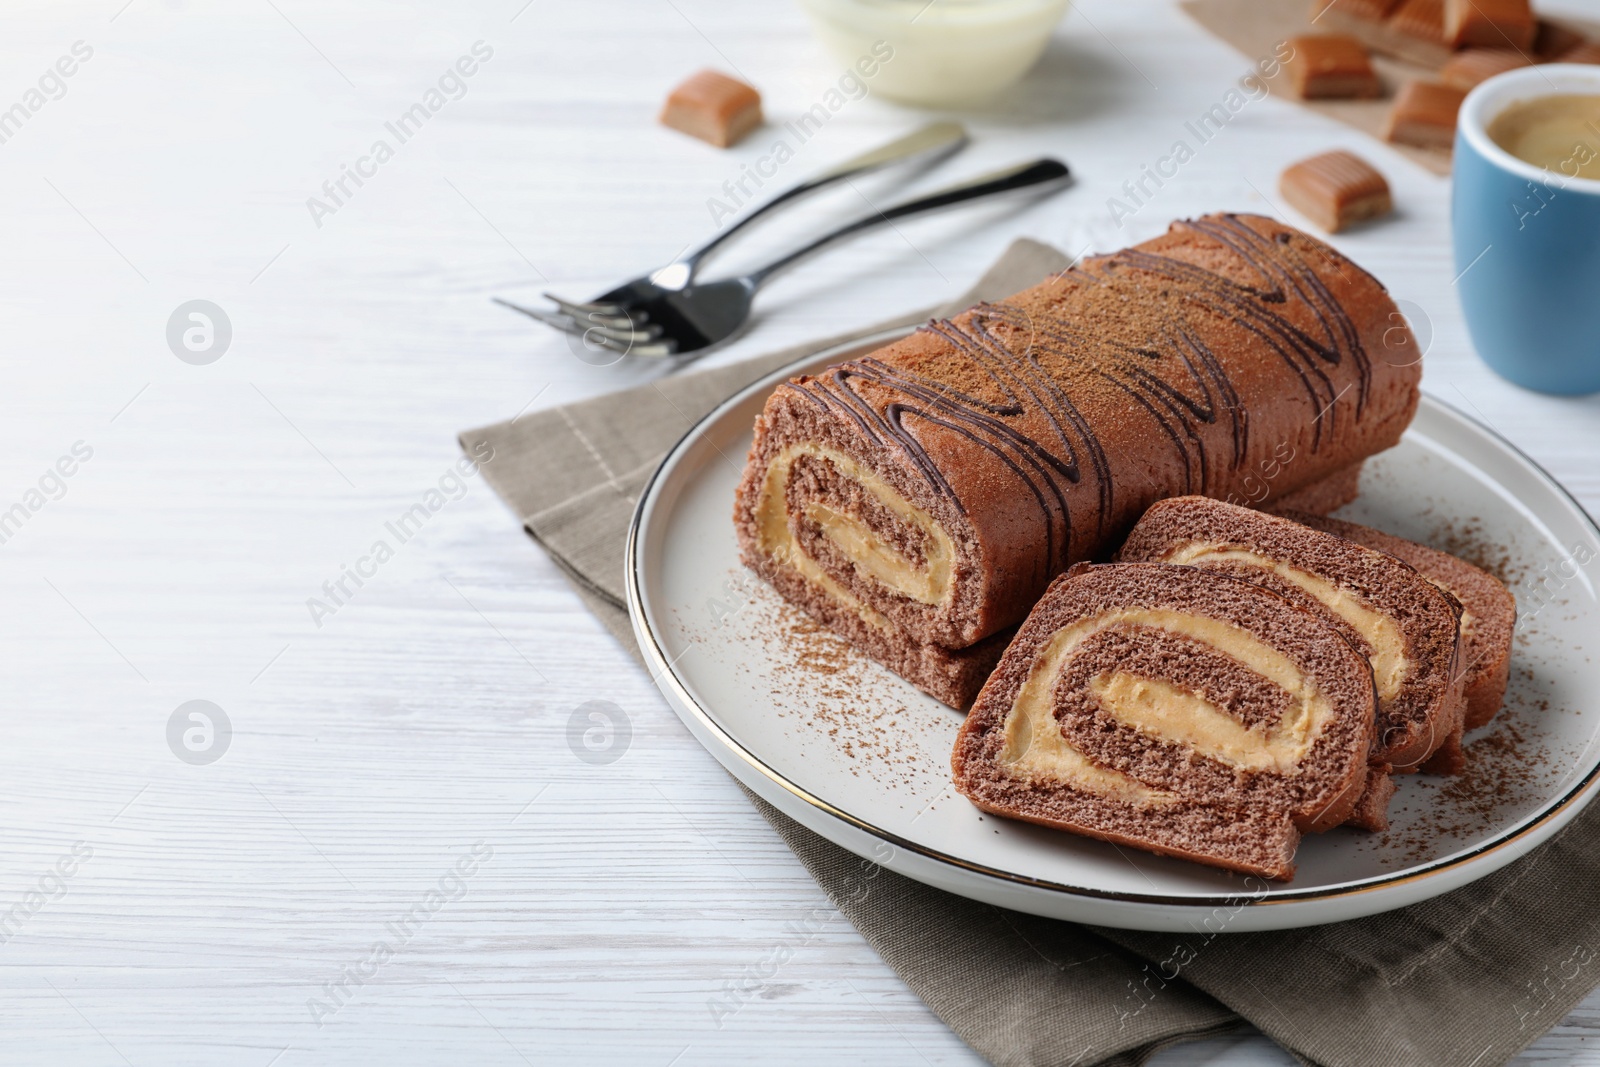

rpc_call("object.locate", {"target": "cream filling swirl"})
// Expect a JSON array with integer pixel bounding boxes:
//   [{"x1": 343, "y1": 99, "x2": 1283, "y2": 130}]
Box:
[
  {"x1": 998, "y1": 610, "x2": 1337, "y2": 802},
  {"x1": 755, "y1": 444, "x2": 955, "y2": 621},
  {"x1": 1157, "y1": 543, "x2": 1409, "y2": 703}
]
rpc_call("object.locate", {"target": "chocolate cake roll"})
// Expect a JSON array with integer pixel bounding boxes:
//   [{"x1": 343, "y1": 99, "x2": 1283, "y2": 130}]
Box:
[
  {"x1": 734, "y1": 214, "x2": 1421, "y2": 708},
  {"x1": 952, "y1": 563, "x2": 1377, "y2": 881},
  {"x1": 1291, "y1": 511, "x2": 1516, "y2": 730},
  {"x1": 1119, "y1": 497, "x2": 1467, "y2": 780}
]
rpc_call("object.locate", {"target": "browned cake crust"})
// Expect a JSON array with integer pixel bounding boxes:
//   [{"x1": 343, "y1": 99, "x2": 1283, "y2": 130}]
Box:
[
  {"x1": 1118, "y1": 497, "x2": 1467, "y2": 779},
  {"x1": 952, "y1": 563, "x2": 1377, "y2": 882},
  {"x1": 1265, "y1": 460, "x2": 1365, "y2": 515},
  {"x1": 1290, "y1": 511, "x2": 1516, "y2": 731},
  {"x1": 734, "y1": 214, "x2": 1422, "y2": 697}
]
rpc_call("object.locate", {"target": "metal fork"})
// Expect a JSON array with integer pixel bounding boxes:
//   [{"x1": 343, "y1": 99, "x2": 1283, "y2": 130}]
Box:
[
  {"x1": 499, "y1": 122, "x2": 968, "y2": 334},
  {"x1": 499, "y1": 157, "x2": 1072, "y2": 359}
]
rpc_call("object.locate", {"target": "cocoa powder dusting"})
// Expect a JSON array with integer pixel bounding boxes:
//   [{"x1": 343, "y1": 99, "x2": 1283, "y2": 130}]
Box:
[
  {"x1": 695, "y1": 573, "x2": 954, "y2": 794},
  {"x1": 1375, "y1": 696, "x2": 1558, "y2": 863},
  {"x1": 1418, "y1": 511, "x2": 1522, "y2": 589}
]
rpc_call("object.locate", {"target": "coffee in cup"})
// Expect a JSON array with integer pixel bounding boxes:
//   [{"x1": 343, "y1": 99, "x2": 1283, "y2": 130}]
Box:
[{"x1": 1486, "y1": 93, "x2": 1600, "y2": 179}]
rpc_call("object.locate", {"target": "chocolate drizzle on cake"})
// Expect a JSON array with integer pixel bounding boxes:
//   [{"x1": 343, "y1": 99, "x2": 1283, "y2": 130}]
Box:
[{"x1": 779, "y1": 215, "x2": 1375, "y2": 579}]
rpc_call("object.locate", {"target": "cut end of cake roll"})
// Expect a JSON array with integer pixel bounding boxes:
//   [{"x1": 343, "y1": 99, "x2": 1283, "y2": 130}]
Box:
[
  {"x1": 733, "y1": 213, "x2": 1422, "y2": 707},
  {"x1": 952, "y1": 563, "x2": 1378, "y2": 882},
  {"x1": 1118, "y1": 497, "x2": 1467, "y2": 777},
  {"x1": 1345, "y1": 762, "x2": 1397, "y2": 832},
  {"x1": 732, "y1": 395, "x2": 1002, "y2": 709},
  {"x1": 1288, "y1": 511, "x2": 1516, "y2": 732}
]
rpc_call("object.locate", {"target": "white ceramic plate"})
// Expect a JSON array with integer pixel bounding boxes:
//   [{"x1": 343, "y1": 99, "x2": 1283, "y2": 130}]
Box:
[{"x1": 627, "y1": 329, "x2": 1600, "y2": 932}]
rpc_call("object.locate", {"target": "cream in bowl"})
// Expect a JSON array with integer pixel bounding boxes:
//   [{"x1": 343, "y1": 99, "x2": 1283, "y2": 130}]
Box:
[{"x1": 797, "y1": 0, "x2": 1073, "y2": 108}]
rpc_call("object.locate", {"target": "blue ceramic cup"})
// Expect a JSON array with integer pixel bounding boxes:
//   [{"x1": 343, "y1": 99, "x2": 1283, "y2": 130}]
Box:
[{"x1": 1454, "y1": 65, "x2": 1600, "y2": 395}]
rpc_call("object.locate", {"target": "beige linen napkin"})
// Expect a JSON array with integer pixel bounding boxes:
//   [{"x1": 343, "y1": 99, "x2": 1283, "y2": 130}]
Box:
[{"x1": 462, "y1": 240, "x2": 1600, "y2": 1067}]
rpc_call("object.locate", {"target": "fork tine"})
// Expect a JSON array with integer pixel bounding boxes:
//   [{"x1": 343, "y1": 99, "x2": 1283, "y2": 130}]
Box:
[
  {"x1": 543, "y1": 292, "x2": 629, "y2": 322},
  {"x1": 578, "y1": 320, "x2": 664, "y2": 344},
  {"x1": 581, "y1": 331, "x2": 679, "y2": 358},
  {"x1": 579, "y1": 333, "x2": 632, "y2": 355},
  {"x1": 494, "y1": 297, "x2": 668, "y2": 355},
  {"x1": 494, "y1": 295, "x2": 643, "y2": 335},
  {"x1": 492, "y1": 296, "x2": 583, "y2": 332}
]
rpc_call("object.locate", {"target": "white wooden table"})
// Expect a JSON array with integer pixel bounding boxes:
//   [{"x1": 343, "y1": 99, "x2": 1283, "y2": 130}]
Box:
[{"x1": 4, "y1": 0, "x2": 1598, "y2": 1063}]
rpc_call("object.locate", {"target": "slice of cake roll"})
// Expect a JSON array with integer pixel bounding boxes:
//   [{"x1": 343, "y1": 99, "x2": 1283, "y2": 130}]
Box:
[
  {"x1": 1118, "y1": 497, "x2": 1467, "y2": 780},
  {"x1": 1289, "y1": 511, "x2": 1516, "y2": 730},
  {"x1": 952, "y1": 563, "x2": 1377, "y2": 881},
  {"x1": 734, "y1": 214, "x2": 1422, "y2": 707}
]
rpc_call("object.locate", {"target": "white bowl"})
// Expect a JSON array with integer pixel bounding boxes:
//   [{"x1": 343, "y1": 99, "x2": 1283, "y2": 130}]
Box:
[{"x1": 797, "y1": 0, "x2": 1073, "y2": 108}]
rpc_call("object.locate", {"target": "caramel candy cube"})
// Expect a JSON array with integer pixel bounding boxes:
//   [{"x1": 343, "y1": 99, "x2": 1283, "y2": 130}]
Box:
[
  {"x1": 1535, "y1": 22, "x2": 1588, "y2": 61},
  {"x1": 1385, "y1": 81, "x2": 1467, "y2": 150},
  {"x1": 1560, "y1": 40, "x2": 1600, "y2": 65},
  {"x1": 659, "y1": 69, "x2": 762, "y2": 148},
  {"x1": 1439, "y1": 48, "x2": 1531, "y2": 90},
  {"x1": 1444, "y1": 0, "x2": 1535, "y2": 51},
  {"x1": 1312, "y1": 0, "x2": 1401, "y2": 21},
  {"x1": 1285, "y1": 34, "x2": 1382, "y2": 98},
  {"x1": 1280, "y1": 151, "x2": 1393, "y2": 233},
  {"x1": 1388, "y1": 0, "x2": 1447, "y2": 45}
]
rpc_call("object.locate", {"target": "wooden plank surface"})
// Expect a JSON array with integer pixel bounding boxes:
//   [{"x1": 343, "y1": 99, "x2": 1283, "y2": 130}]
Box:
[{"x1": 1, "y1": 0, "x2": 1597, "y2": 1063}]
